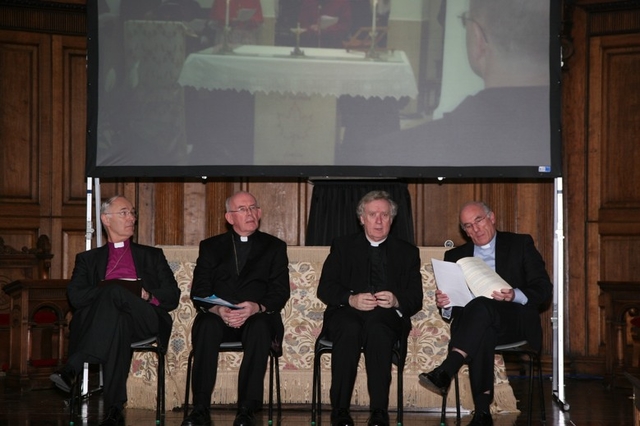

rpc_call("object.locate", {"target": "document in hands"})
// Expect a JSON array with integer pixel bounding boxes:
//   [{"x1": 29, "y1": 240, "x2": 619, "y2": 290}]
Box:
[
  {"x1": 319, "y1": 15, "x2": 339, "y2": 30},
  {"x1": 431, "y1": 257, "x2": 512, "y2": 308},
  {"x1": 193, "y1": 294, "x2": 242, "y2": 309}
]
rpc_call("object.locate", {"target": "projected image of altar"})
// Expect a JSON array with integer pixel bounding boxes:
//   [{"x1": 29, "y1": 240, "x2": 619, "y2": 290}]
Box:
[{"x1": 178, "y1": 44, "x2": 418, "y2": 166}]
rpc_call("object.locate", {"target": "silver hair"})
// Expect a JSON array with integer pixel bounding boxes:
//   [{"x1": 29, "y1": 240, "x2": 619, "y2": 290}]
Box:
[
  {"x1": 459, "y1": 201, "x2": 493, "y2": 229},
  {"x1": 225, "y1": 191, "x2": 258, "y2": 212},
  {"x1": 356, "y1": 190, "x2": 398, "y2": 219},
  {"x1": 100, "y1": 195, "x2": 125, "y2": 215}
]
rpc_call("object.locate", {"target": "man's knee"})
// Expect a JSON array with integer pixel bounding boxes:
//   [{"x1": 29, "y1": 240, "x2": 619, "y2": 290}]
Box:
[{"x1": 192, "y1": 313, "x2": 224, "y2": 339}]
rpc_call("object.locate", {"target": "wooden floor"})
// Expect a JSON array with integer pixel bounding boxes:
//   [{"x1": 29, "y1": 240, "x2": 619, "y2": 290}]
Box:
[{"x1": 0, "y1": 375, "x2": 635, "y2": 425}]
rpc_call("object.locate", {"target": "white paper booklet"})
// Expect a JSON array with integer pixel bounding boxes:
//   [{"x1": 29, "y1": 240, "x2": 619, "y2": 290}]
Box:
[
  {"x1": 319, "y1": 15, "x2": 339, "y2": 30},
  {"x1": 431, "y1": 257, "x2": 511, "y2": 307}
]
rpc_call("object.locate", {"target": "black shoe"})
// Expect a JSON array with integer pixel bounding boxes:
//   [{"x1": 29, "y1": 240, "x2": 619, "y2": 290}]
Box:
[
  {"x1": 49, "y1": 368, "x2": 76, "y2": 393},
  {"x1": 467, "y1": 411, "x2": 493, "y2": 426},
  {"x1": 367, "y1": 408, "x2": 389, "y2": 426},
  {"x1": 331, "y1": 408, "x2": 354, "y2": 426},
  {"x1": 418, "y1": 366, "x2": 452, "y2": 395},
  {"x1": 99, "y1": 406, "x2": 124, "y2": 426},
  {"x1": 233, "y1": 406, "x2": 255, "y2": 426},
  {"x1": 182, "y1": 405, "x2": 212, "y2": 426}
]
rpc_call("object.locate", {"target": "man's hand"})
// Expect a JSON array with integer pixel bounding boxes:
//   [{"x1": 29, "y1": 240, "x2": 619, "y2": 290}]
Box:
[
  {"x1": 435, "y1": 289, "x2": 450, "y2": 309},
  {"x1": 210, "y1": 301, "x2": 260, "y2": 328},
  {"x1": 491, "y1": 288, "x2": 515, "y2": 302},
  {"x1": 141, "y1": 288, "x2": 151, "y2": 301},
  {"x1": 349, "y1": 293, "x2": 378, "y2": 311},
  {"x1": 373, "y1": 291, "x2": 399, "y2": 309}
]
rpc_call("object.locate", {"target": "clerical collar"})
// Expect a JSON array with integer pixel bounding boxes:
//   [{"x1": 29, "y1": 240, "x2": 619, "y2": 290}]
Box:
[
  {"x1": 477, "y1": 235, "x2": 496, "y2": 250},
  {"x1": 111, "y1": 240, "x2": 129, "y2": 249},
  {"x1": 366, "y1": 235, "x2": 387, "y2": 247},
  {"x1": 233, "y1": 231, "x2": 251, "y2": 243}
]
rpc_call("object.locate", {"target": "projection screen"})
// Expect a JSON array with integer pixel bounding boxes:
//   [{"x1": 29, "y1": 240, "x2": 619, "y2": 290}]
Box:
[{"x1": 86, "y1": 0, "x2": 561, "y2": 178}]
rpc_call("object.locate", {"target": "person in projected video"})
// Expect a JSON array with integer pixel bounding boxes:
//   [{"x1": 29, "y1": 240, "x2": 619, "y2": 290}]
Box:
[
  {"x1": 210, "y1": 0, "x2": 264, "y2": 45},
  {"x1": 339, "y1": 0, "x2": 551, "y2": 168},
  {"x1": 298, "y1": 0, "x2": 352, "y2": 48}
]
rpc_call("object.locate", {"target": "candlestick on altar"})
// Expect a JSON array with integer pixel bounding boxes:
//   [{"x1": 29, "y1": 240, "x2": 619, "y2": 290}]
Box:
[
  {"x1": 367, "y1": 0, "x2": 380, "y2": 58},
  {"x1": 225, "y1": 0, "x2": 230, "y2": 29},
  {"x1": 220, "y1": 0, "x2": 232, "y2": 53}
]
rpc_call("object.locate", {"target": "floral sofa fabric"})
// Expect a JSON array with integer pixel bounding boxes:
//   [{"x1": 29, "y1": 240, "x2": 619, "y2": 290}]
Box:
[{"x1": 126, "y1": 246, "x2": 518, "y2": 414}]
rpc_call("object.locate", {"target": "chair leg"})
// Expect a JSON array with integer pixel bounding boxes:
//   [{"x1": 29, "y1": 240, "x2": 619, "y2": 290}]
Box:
[
  {"x1": 440, "y1": 384, "x2": 448, "y2": 426},
  {"x1": 311, "y1": 351, "x2": 321, "y2": 425},
  {"x1": 68, "y1": 373, "x2": 80, "y2": 426},
  {"x1": 454, "y1": 373, "x2": 460, "y2": 423},
  {"x1": 275, "y1": 355, "x2": 282, "y2": 424},
  {"x1": 184, "y1": 350, "x2": 194, "y2": 419},
  {"x1": 397, "y1": 360, "x2": 404, "y2": 426},
  {"x1": 268, "y1": 353, "x2": 274, "y2": 425},
  {"x1": 536, "y1": 353, "x2": 546, "y2": 423},
  {"x1": 157, "y1": 350, "x2": 165, "y2": 425}
]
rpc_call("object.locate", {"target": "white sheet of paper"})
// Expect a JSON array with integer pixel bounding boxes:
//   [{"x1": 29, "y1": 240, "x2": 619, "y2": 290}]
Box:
[
  {"x1": 319, "y1": 15, "x2": 339, "y2": 30},
  {"x1": 431, "y1": 258, "x2": 474, "y2": 308}
]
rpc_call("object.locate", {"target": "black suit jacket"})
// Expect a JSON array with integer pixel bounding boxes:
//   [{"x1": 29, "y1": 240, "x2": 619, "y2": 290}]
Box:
[
  {"x1": 444, "y1": 231, "x2": 553, "y2": 349},
  {"x1": 67, "y1": 242, "x2": 180, "y2": 348},
  {"x1": 318, "y1": 232, "x2": 423, "y2": 325},
  {"x1": 190, "y1": 230, "x2": 290, "y2": 337}
]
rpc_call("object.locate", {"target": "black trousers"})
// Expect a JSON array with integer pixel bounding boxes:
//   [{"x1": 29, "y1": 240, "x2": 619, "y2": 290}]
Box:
[
  {"x1": 69, "y1": 285, "x2": 160, "y2": 410},
  {"x1": 323, "y1": 307, "x2": 403, "y2": 411},
  {"x1": 190, "y1": 312, "x2": 274, "y2": 411},
  {"x1": 449, "y1": 297, "x2": 541, "y2": 400}
]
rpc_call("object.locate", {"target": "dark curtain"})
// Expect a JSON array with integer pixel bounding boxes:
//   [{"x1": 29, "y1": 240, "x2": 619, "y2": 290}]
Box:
[{"x1": 305, "y1": 180, "x2": 414, "y2": 246}]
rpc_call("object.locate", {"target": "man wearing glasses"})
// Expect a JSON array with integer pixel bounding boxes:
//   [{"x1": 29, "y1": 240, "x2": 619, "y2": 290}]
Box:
[
  {"x1": 345, "y1": 0, "x2": 551, "y2": 169},
  {"x1": 183, "y1": 191, "x2": 290, "y2": 426},
  {"x1": 419, "y1": 201, "x2": 552, "y2": 426},
  {"x1": 50, "y1": 195, "x2": 180, "y2": 426}
]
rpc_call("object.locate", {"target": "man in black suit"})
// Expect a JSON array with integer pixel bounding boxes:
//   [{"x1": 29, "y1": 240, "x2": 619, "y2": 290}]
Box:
[
  {"x1": 318, "y1": 190, "x2": 423, "y2": 426},
  {"x1": 50, "y1": 195, "x2": 180, "y2": 426},
  {"x1": 419, "y1": 201, "x2": 553, "y2": 426},
  {"x1": 182, "y1": 191, "x2": 290, "y2": 426}
]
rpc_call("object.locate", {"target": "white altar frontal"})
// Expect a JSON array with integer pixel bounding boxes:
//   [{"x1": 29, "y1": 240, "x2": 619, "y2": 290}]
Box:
[{"x1": 178, "y1": 45, "x2": 418, "y2": 165}]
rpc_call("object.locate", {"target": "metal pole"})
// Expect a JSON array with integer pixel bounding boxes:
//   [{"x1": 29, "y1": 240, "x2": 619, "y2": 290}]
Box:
[{"x1": 552, "y1": 177, "x2": 570, "y2": 410}]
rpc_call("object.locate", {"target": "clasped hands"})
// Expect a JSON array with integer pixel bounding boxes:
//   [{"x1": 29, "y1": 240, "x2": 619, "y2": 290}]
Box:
[
  {"x1": 210, "y1": 301, "x2": 260, "y2": 328},
  {"x1": 434, "y1": 288, "x2": 515, "y2": 308},
  {"x1": 349, "y1": 291, "x2": 399, "y2": 311}
]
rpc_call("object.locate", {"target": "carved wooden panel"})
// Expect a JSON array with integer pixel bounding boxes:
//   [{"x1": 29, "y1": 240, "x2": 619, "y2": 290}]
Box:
[
  {"x1": 565, "y1": 1, "x2": 640, "y2": 371},
  {"x1": 0, "y1": 30, "x2": 49, "y2": 217}
]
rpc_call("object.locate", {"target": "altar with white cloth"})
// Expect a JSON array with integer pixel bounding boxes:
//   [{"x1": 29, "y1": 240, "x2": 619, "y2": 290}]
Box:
[{"x1": 178, "y1": 45, "x2": 418, "y2": 165}]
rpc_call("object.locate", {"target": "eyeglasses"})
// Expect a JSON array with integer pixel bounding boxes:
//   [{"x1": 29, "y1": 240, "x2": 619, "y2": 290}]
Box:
[
  {"x1": 105, "y1": 209, "x2": 137, "y2": 219},
  {"x1": 228, "y1": 205, "x2": 260, "y2": 214},
  {"x1": 459, "y1": 12, "x2": 489, "y2": 43},
  {"x1": 461, "y1": 214, "x2": 489, "y2": 231}
]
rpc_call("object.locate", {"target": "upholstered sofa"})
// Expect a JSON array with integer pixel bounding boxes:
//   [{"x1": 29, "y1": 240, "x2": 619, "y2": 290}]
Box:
[{"x1": 126, "y1": 246, "x2": 518, "y2": 414}]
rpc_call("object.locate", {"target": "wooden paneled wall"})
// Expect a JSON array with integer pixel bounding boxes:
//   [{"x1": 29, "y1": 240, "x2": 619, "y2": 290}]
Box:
[
  {"x1": 1, "y1": 0, "x2": 640, "y2": 375},
  {"x1": 562, "y1": 0, "x2": 640, "y2": 374}
]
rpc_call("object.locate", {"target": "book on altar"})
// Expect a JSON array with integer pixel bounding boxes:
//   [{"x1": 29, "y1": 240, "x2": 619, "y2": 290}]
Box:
[
  {"x1": 431, "y1": 257, "x2": 512, "y2": 308},
  {"x1": 193, "y1": 294, "x2": 243, "y2": 309},
  {"x1": 236, "y1": 8, "x2": 256, "y2": 22},
  {"x1": 99, "y1": 278, "x2": 143, "y2": 296}
]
